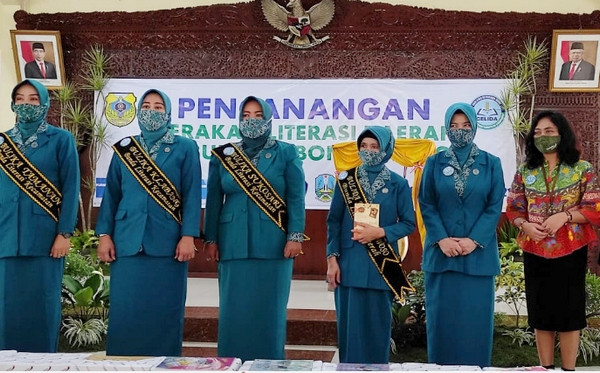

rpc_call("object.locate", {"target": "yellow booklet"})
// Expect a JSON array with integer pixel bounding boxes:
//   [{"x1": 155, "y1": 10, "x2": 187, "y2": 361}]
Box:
[{"x1": 353, "y1": 203, "x2": 380, "y2": 239}]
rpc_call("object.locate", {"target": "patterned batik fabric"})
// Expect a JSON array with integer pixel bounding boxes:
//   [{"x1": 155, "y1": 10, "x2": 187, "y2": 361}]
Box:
[
  {"x1": 239, "y1": 118, "x2": 271, "y2": 139},
  {"x1": 7, "y1": 121, "x2": 49, "y2": 152},
  {"x1": 357, "y1": 165, "x2": 391, "y2": 203},
  {"x1": 444, "y1": 144, "x2": 480, "y2": 197},
  {"x1": 506, "y1": 160, "x2": 600, "y2": 258},
  {"x1": 139, "y1": 131, "x2": 174, "y2": 161}
]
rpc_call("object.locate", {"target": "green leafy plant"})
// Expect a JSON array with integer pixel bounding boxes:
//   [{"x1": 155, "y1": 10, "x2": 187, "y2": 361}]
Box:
[
  {"x1": 578, "y1": 327, "x2": 600, "y2": 363},
  {"x1": 62, "y1": 317, "x2": 107, "y2": 348},
  {"x1": 502, "y1": 327, "x2": 535, "y2": 347},
  {"x1": 62, "y1": 270, "x2": 110, "y2": 320},
  {"x1": 495, "y1": 255, "x2": 526, "y2": 328},
  {"x1": 391, "y1": 270, "x2": 427, "y2": 354},
  {"x1": 500, "y1": 36, "x2": 549, "y2": 164},
  {"x1": 54, "y1": 45, "x2": 112, "y2": 232}
]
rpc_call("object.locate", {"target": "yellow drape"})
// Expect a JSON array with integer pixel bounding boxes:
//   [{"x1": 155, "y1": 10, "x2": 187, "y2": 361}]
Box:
[{"x1": 331, "y1": 139, "x2": 437, "y2": 247}]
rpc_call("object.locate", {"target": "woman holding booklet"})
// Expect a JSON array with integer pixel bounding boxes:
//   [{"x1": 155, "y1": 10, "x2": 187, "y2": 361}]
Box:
[
  {"x1": 96, "y1": 89, "x2": 202, "y2": 356},
  {"x1": 0, "y1": 79, "x2": 79, "y2": 352},
  {"x1": 326, "y1": 126, "x2": 416, "y2": 363},
  {"x1": 419, "y1": 102, "x2": 504, "y2": 367},
  {"x1": 203, "y1": 96, "x2": 306, "y2": 361}
]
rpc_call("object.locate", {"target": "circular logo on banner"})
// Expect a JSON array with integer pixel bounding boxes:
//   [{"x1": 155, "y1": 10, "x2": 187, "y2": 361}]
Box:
[
  {"x1": 120, "y1": 138, "x2": 131, "y2": 147},
  {"x1": 526, "y1": 175, "x2": 536, "y2": 185},
  {"x1": 338, "y1": 171, "x2": 348, "y2": 180},
  {"x1": 471, "y1": 95, "x2": 506, "y2": 130},
  {"x1": 223, "y1": 147, "x2": 234, "y2": 156},
  {"x1": 0, "y1": 137, "x2": 5, "y2": 145}
]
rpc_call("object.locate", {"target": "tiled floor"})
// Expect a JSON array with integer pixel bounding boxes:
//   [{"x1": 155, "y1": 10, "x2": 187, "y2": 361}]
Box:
[
  {"x1": 185, "y1": 278, "x2": 335, "y2": 310},
  {"x1": 185, "y1": 277, "x2": 526, "y2": 315}
]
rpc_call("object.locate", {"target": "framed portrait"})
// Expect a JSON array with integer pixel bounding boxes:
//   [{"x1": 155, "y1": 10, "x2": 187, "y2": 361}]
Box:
[
  {"x1": 549, "y1": 29, "x2": 600, "y2": 92},
  {"x1": 10, "y1": 30, "x2": 66, "y2": 90}
]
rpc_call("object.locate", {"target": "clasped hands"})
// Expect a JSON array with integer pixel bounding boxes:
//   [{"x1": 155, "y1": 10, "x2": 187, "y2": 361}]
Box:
[
  {"x1": 521, "y1": 212, "x2": 570, "y2": 242},
  {"x1": 438, "y1": 237, "x2": 477, "y2": 257}
]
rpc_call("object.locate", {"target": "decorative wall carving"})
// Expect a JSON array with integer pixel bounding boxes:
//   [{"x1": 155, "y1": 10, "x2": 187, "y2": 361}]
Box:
[{"x1": 14, "y1": 1, "x2": 600, "y2": 274}]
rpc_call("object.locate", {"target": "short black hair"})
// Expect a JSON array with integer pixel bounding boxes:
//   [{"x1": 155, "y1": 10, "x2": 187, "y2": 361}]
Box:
[{"x1": 524, "y1": 110, "x2": 580, "y2": 169}]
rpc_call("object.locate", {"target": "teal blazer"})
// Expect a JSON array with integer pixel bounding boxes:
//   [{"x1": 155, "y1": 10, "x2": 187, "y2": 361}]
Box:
[
  {"x1": 0, "y1": 126, "x2": 80, "y2": 257},
  {"x1": 419, "y1": 150, "x2": 504, "y2": 276},
  {"x1": 95, "y1": 135, "x2": 202, "y2": 257},
  {"x1": 203, "y1": 141, "x2": 305, "y2": 260},
  {"x1": 326, "y1": 171, "x2": 416, "y2": 290}
]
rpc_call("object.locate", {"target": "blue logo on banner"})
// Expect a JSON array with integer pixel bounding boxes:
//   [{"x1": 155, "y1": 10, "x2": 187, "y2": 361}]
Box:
[
  {"x1": 471, "y1": 95, "x2": 505, "y2": 130},
  {"x1": 202, "y1": 179, "x2": 207, "y2": 200},
  {"x1": 96, "y1": 178, "x2": 107, "y2": 198},
  {"x1": 315, "y1": 174, "x2": 335, "y2": 202}
]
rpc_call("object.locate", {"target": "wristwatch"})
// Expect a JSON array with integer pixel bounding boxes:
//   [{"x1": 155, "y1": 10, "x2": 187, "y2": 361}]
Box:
[{"x1": 59, "y1": 232, "x2": 72, "y2": 239}]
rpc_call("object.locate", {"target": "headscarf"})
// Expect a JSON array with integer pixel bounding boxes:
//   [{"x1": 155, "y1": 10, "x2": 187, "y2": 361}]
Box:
[
  {"x1": 444, "y1": 103, "x2": 480, "y2": 197},
  {"x1": 137, "y1": 89, "x2": 173, "y2": 159},
  {"x1": 10, "y1": 79, "x2": 50, "y2": 140},
  {"x1": 238, "y1": 96, "x2": 273, "y2": 160},
  {"x1": 444, "y1": 102, "x2": 478, "y2": 166},
  {"x1": 356, "y1": 126, "x2": 395, "y2": 172},
  {"x1": 356, "y1": 126, "x2": 395, "y2": 202}
]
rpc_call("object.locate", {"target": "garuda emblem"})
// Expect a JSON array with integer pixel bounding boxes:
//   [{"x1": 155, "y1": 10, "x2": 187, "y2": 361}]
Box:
[{"x1": 261, "y1": 0, "x2": 335, "y2": 49}]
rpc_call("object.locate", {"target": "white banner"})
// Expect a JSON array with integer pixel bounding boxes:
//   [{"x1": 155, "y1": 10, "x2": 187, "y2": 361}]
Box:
[{"x1": 94, "y1": 79, "x2": 516, "y2": 209}]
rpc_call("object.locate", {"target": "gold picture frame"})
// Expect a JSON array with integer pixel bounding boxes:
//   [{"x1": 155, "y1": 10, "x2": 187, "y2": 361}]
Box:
[
  {"x1": 549, "y1": 29, "x2": 600, "y2": 92},
  {"x1": 10, "y1": 30, "x2": 66, "y2": 90}
]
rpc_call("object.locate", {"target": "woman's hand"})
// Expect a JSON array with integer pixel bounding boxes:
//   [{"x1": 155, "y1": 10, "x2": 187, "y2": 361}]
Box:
[
  {"x1": 204, "y1": 242, "x2": 219, "y2": 262},
  {"x1": 97, "y1": 235, "x2": 116, "y2": 262},
  {"x1": 175, "y1": 236, "x2": 196, "y2": 262},
  {"x1": 521, "y1": 221, "x2": 548, "y2": 241},
  {"x1": 351, "y1": 222, "x2": 385, "y2": 244},
  {"x1": 456, "y1": 238, "x2": 477, "y2": 256},
  {"x1": 438, "y1": 237, "x2": 462, "y2": 257},
  {"x1": 284, "y1": 241, "x2": 303, "y2": 258},
  {"x1": 326, "y1": 256, "x2": 341, "y2": 290},
  {"x1": 50, "y1": 235, "x2": 71, "y2": 258},
  {"x1": 541, "y1": 212, "x2": 569, "y2": 237}
]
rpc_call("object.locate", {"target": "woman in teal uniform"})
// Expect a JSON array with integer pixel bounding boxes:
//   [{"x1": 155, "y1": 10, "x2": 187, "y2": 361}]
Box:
[
  {"x1": 326, "y1": 126, "x2": 416, "y2": 363},
  {"x1": 419, "y1": 102, "x2": 504, "y2": 367},
  {"x1": 0, "y1": 79, "x2": 79, "y2": 352},
  {"x1": 96, "y1": 89, "x2": 202, "y2": 356},
  {"x1": 204, "y1": 96, "x2": 305, "y2": 361}
]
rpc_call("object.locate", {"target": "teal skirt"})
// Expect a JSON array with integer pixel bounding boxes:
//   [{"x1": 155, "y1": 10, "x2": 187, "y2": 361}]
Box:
[
  {"x1": 0, "y1": 256, "x2": 64, "y2": 352},
  {"x1": 424, "y1": 271, "x2": 495, "y2": 367},
  {"x1": 107, "y1": 254, "x2": 188, "y2": 356},
  {"x1": 334, "y1": 286, "x2": 393, "y2": 363},
  {"x1": 217, "y1": 258, "x2": 293, "y2": 361}
]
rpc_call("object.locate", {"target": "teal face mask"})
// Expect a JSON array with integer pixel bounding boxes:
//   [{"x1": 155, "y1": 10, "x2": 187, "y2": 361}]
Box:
[
  {"x1": 11, "y1": 103, "x2": 46, "y2": 123},
  {"x1": 239, "y1": 118, "x2": 271, "y2": 139},
  {"x1": 358, "y1": 150, "x2": 386, "y2": 166},
  {"x1": 534, "y1": 135, "x2": 561, "y2": 154},
  {"x1": 447, "y1": 128, "x2": 475, "y2": 148},
  {"x1": 138, "y1": 109, "x2": 169, "y2": 131}
]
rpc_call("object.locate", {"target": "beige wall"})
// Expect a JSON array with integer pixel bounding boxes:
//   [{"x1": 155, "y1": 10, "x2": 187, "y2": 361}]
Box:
[{"x1": 1, "y1": 0, "x2": 598, "y2": 127}]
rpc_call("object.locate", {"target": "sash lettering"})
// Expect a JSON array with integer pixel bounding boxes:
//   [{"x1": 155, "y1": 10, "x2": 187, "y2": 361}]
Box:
[
  {"x1": 113, "y1": 137, "x2": 182, "y2": 224},
  {"x1": 337, "y1": 167, "x2": 414, "y2": 302},
  {"x1": 212, "y1": 143, "x2": 309, "y2": 240},
  {"x1": 0, "y1": 133, "x2": 62, "y2": 222}
]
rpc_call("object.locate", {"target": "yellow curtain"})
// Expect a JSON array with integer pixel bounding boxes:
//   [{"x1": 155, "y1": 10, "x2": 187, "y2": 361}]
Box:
[{"x1": 331, "y1": 139, "x2": 437, "y2": 247}]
